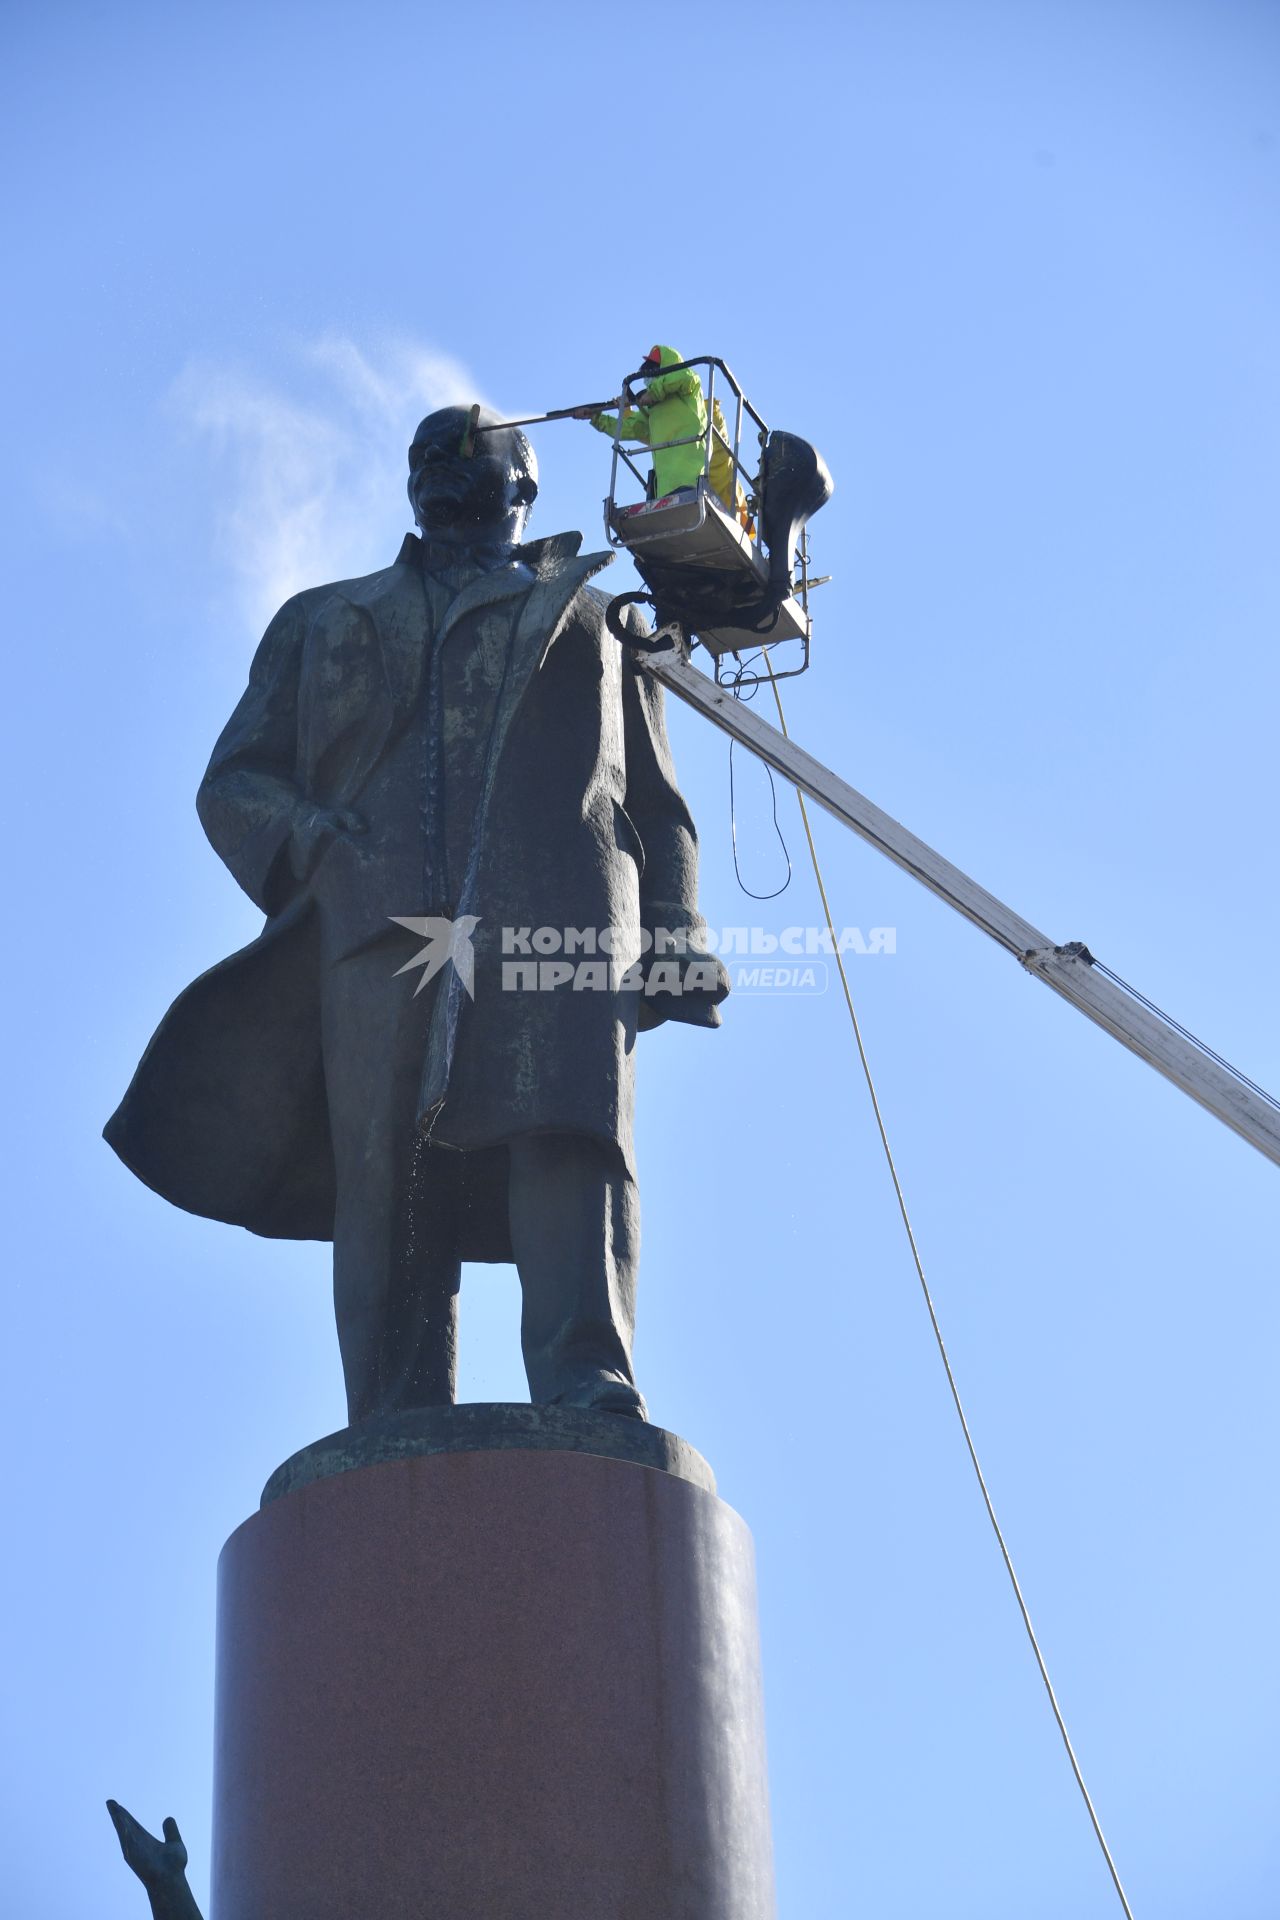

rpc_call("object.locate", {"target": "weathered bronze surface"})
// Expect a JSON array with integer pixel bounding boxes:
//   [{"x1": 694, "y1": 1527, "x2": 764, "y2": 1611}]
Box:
[{"x1": 260, "y1": 1400, "x2": 717, "y2": 1505}]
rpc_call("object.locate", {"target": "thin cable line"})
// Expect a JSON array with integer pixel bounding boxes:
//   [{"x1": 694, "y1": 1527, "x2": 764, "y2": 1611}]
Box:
[
  {"x1": 726, "y1": 656, "x2": 793, "y2": 900},
  {"x1": 761, "y1": 650, "x2": 1136, "y2": 1920},
  {"x1": 1091, "y1": 959, "x2": 1280, "y2": 1113},
  {"x1": 729, "y1": 734, "x2": 793, "y2": 899}
]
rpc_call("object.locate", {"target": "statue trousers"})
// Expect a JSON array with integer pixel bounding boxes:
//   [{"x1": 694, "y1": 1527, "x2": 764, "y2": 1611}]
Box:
[{"x1": 319, "y1": 931, "x2": 640, "y2": 1422}]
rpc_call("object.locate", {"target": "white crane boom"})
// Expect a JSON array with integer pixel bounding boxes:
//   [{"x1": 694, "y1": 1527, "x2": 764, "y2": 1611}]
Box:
[{"x1": 643, "y1": 647, "x2": 1280, "y2": 1171}]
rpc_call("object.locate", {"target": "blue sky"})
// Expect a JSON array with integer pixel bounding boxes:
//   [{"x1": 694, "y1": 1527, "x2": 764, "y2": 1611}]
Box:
[{"x1": 4, "y1": 2, "x2": 1278, "y2": 1914}]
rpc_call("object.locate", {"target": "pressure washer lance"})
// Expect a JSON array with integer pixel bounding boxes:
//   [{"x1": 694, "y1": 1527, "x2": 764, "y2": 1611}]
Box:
[{"x1": 458, "y1": 398, "x2": 621, "y2": 457}]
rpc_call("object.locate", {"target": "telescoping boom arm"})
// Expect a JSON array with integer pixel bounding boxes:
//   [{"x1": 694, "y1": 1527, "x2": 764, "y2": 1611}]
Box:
[{"x1": 643, "y1": 645, "x2": 1280, "y2": 1171}]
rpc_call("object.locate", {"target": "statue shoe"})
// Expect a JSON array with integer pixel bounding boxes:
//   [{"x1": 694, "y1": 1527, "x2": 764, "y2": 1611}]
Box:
[
  {"x1": 587, "y1": 1379, "x2": 649, "y2": 1422},
  {"x1": 550, "y1": 1371, "x2": 649, "y2": 1422}
]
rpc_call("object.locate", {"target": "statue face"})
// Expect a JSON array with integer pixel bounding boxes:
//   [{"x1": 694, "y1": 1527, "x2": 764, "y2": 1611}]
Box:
[{"x1": 407, "y1": 407, "x2": 538, "y2": 545}]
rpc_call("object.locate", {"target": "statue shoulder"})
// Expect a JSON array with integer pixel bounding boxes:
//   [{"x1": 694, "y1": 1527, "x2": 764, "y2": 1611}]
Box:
[
  {"x1": 578, "y1": 581, "x2": 612, "y2": 617},
  {"x1": 263, "y1": 546, "x2": 419, "y2": 637}
]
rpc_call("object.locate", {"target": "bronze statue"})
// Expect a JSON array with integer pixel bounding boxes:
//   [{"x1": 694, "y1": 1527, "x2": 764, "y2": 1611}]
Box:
[
  {"x1": 107, "y1": 1803, "x2": 203, "y2": 1920},
  {"x1": 106, "y1": 407, "x2": 727, "y2": 1423}
]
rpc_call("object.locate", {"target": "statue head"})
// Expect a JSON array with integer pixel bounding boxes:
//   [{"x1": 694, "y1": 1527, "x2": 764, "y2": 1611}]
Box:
[{"x1": 407, "y1": 406, "x2": 539, "y2": 550}]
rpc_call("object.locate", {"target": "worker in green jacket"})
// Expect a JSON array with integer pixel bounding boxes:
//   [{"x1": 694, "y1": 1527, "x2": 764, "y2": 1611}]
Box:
[{"x1": 577, "y1": 345, "x2": 708, "y2": 499}]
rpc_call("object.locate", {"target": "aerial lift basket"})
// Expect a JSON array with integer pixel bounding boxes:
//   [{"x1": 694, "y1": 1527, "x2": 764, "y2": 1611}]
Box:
[{"x1": 600, "y1": 356, "x2": 834, "y2": 682}]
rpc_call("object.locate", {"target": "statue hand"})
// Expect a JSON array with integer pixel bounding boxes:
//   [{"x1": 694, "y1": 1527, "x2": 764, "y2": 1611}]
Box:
[
  {"x1": 638, "y1": 945, "x2": 730, "y2": 1030},
  {"x1": 290, "y1": 805, "x2": 367, "y2": 882},
  {"x1": 106, "y1": 1801, "x2": 188, "y2": 1888}
]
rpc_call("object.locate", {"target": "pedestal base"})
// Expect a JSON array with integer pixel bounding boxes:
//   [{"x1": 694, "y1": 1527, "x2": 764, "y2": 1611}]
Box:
[{"x1": 212, "y1": 1418, "x2": 775, "y2": 1919}]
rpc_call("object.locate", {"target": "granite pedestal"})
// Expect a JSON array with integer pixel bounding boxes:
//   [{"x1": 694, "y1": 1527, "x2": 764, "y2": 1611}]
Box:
[{"x1": 211, "y1": 1407, "x2": 775, "y2": 1919}]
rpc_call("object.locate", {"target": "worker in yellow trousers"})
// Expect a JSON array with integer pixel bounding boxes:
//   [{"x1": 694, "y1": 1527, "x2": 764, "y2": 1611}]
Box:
[{"x1": 708, "y1": 394, "x2": 754, "y2": 531}]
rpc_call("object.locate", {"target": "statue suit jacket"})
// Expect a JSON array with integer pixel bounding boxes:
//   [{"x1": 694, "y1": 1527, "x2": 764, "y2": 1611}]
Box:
[{"x1": 105, "y1": 529, "x2": 726, "y2": 1247}]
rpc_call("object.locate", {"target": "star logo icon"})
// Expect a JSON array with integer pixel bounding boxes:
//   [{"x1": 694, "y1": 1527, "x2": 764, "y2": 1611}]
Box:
[{"x1": 388, "y1": 914, "x2": 480, "y2": 998}]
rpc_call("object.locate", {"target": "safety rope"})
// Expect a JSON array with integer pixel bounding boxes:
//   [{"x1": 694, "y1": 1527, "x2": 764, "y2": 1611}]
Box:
[{"x1": 758, "y1": 651, "x2": 1137, "y2": 1920}]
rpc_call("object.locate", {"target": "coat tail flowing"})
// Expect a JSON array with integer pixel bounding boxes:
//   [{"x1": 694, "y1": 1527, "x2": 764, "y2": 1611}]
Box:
[{"x1": 104, "y1": 904, "x2": 337, "y2": 1241}]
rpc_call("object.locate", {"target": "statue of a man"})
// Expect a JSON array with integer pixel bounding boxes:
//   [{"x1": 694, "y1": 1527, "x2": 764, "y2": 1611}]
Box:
[{"x1": 106, "y1": 407, "x2": 727, "y2": 1424}]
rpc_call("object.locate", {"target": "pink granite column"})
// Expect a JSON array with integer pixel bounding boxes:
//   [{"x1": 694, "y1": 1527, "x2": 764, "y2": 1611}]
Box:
[{"x1": 211, "y1": 1444, "x2": 775, "y2": 1919}]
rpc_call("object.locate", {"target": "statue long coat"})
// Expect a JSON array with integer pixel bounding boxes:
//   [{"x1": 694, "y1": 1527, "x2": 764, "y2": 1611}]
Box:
[{"x1": 105, "y1": 529, "x2": 723, "y2": 1251}]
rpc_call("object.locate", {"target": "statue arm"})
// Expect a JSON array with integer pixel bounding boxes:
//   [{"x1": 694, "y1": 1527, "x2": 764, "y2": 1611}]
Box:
[
  {"x1": 195, "y1": 596, "x2": 312, "y2": 915},
  {"x1": 620, "y1": 644, "x2": 729, "y2": 1030},
  {"x1": 106, "y1": 1802, "x2": 205, "y2": 1920}
]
